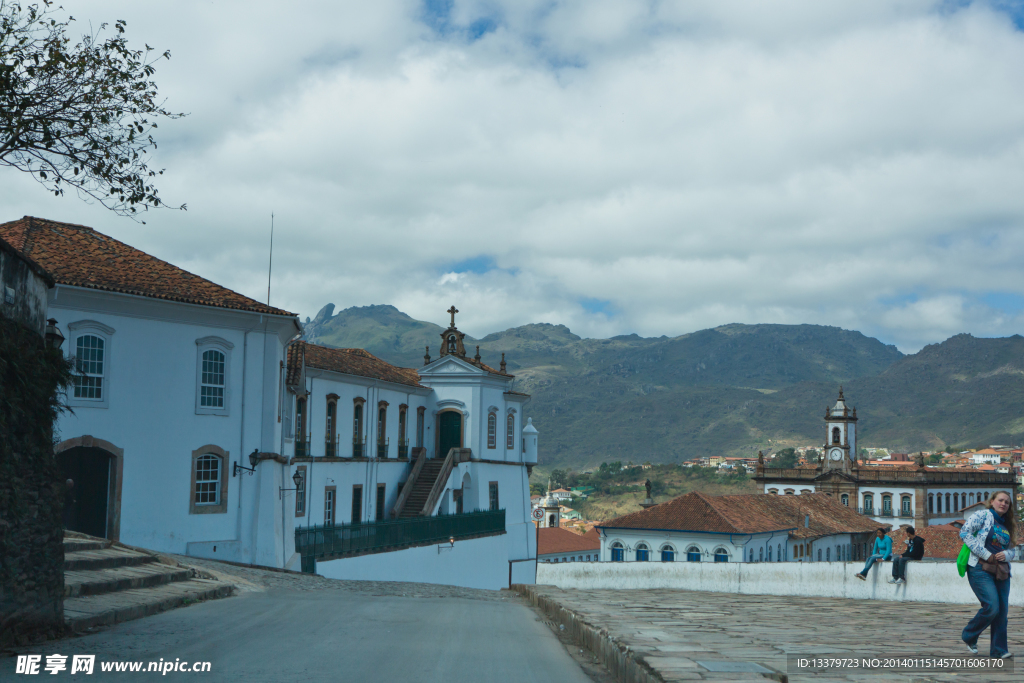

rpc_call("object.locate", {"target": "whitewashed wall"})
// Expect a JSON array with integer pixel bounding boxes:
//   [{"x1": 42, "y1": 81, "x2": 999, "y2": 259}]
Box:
[{"x1": 537, "y1": 560, "x2": 1024, "y2": 606}]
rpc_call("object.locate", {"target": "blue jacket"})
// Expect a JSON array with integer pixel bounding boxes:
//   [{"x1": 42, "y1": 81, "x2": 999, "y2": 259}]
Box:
[{"x1": 872, "y1": 535, "x2": 893, "y2": 560}]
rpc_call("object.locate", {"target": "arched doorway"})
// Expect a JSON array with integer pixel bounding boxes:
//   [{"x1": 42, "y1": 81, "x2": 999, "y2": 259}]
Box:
[
  {"x1": 437, "y1": 411, "x2": 462, "y2": 459},
  {"x1": 56, "y1": 436, "x2": 123, "y2": 540}
]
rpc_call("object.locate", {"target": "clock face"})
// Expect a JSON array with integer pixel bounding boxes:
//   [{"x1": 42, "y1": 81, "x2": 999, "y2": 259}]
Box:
[{"x1": 829, "y1": 449, "x2": 843, "y2": 462}]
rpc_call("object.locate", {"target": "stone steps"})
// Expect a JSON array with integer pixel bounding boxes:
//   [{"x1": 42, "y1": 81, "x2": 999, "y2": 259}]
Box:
[
  {"x1": 64, "y1": 579, "x2": 234, "y2": 632},
  {"x1": 62, "y1": 532, "x2": 235, "y2": 633},
  {"x1": 65, "y1": 563, "x2": 192, "y2": 598}
]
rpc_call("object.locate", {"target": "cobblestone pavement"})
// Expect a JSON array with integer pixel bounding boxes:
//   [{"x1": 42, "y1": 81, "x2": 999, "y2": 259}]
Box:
[
  {"x1": 171, "y1": 554, "x2": 506, "y2": 600},
  {"x1": 531, "y1": 585, "x2": 1024, "y2": 683}
]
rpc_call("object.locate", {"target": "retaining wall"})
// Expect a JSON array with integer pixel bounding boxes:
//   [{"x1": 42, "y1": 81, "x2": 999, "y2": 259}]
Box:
[{"x1": 536, "y1": 560, "x2": 1024, "y2": 606}]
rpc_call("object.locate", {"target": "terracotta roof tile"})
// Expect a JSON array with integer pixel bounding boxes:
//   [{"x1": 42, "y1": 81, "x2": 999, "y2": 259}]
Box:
[
  {"x1": 888, "y1": 525, "x2": 964, "y2": 560},
  {"x1": 287, "y1": 341, "x2": 423, "y2": 388},
  {"x1": 0, "y1": 216, "x2": 295, "y2": 317},
  {"x1": 599, "y1": 491, "x2": 881, "y2": 540},
  {"x1": 537, "y1": 527, "x2": 601, "y2": 555}
]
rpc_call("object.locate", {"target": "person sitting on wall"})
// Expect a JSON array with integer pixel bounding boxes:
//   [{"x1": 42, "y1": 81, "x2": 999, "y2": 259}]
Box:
[
  {"x1": 854, "y1": 528, "x2": 892, "y2": 581},
  {"x1": 888, "y1": 526, "x2": 924, "y2": 585}
]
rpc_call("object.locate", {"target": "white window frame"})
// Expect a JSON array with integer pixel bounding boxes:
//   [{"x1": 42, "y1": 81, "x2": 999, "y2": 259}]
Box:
[
  {"x1": 195, "y1": 336, "x2": 233, "y2": 416},
  {"x1": 67, "y1": 320, "x2": 115, "y2": 409}
]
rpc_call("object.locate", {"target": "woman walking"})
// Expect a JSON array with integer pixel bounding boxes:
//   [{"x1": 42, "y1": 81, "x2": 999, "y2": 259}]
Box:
[{"x1": 960, "y1": 491, "x2": 1017, "y2": 658}]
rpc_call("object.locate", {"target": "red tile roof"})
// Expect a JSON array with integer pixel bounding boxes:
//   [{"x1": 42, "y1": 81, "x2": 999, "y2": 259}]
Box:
[
  {"x1": 287, "y1": 341, "x2": 423, "y2": 388},
  {"x1": 537, "y1": 527, "x2": 601, "y2": 556},
  {"x1": 0, "y1": 216, "x2": 295, "y2": 317},
  {"x1": 599, "y1": 491, "x2": 882, "y2": 540},
  {"x1": 889, "y1": 524, "x2": 964, "y2": 560}
]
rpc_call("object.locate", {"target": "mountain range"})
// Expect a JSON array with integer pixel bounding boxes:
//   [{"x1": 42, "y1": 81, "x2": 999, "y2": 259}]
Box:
[{"x1": 303, "y1": 304, "x2": 1024, "y2": 470}]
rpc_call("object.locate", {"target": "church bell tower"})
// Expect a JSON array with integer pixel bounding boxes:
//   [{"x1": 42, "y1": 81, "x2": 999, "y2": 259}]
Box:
[{"x1": 823, "y1": 387, "x2": 857, "y2": 473}]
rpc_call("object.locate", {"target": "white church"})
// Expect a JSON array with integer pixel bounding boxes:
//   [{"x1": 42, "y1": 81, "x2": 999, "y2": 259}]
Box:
[{"x1": 0, "y1": 216, "x2": 538, "y2": 590}]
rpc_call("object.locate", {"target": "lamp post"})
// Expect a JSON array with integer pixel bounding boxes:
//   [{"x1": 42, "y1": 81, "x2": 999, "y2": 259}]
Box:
[
  {"x1": 279, "y1": 469, "x2": 304, "y2": 500},
  {"x1": 234, "y1": 448, "x2": 260, "y2": 477},
  {"x1": 44, "y1": 318, "x2": 64, "y2": 349}
]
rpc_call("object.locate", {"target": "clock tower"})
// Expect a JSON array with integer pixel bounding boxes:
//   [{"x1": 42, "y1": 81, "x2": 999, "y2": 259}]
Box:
[{"x1": 823, "y1": 387, "x2": 857, "y2": 473}]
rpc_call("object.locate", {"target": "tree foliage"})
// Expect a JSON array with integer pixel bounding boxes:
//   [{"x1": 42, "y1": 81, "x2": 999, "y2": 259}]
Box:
[
  {"x1": 0, "y1": 1, "x2": 184, "y2": 219},
  {"x1": 767, "y1": 448, "x2": 799, "y2": 468}
]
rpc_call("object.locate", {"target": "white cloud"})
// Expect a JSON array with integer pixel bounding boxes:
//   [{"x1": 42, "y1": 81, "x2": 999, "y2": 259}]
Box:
[{"x1": 4, "y1": 0, "x2": 1024, "y2": 351}]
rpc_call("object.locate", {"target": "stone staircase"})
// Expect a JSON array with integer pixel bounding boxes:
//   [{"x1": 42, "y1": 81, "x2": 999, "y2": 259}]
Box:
[
  {"x1": 397, "y1": 458, "x2": 446, "y2": 518},
  {"x1": 63, "y1": 534, "x2": 234, "y2": 632}
]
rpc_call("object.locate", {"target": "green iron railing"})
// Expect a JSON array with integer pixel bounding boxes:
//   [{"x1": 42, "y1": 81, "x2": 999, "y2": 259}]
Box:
[{"x1": 295, "y1": 508, "x2": 506, "y2": 572}]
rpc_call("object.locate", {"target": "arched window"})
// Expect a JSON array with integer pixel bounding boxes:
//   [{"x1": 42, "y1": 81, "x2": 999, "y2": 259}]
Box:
[
  {"x1": 832, "y1": 427, "x2": 841, "y2": 444},
  {"x1": 199, "y1": 349, "x2": 225, "y2": 408},
  {"x1": 840, "y1": 494, "x2": 849, "y2": 507},
  {"x1": 635, "y1": 543, "x2": 650, "y2": 562},
  {"x1": 73, "y1": 334, "x2": 106, "y2": 400},
  {"x1": 882, "y1": 495, "x2": 892, "y2": 514},
  {"x1": 863, "y1": 494, "x2": 874, "y2": 512},
  {"x1": 768, "y1": 545, "x2": 773, "y2": 562},
  {"x1": 416, "y1": 407, "x2": 425, "y2": 448},
  {"x1": 487, "y1": 412, "x2": 497, "y2": 449},
  {"x1": 713, "y1": 547, "x2": 729, "y2": 563},
  {"x1": 398, "y1": 405, "x2": 409, "y2": 458},
  {"x1": 325, "y1": 398, "x2": 338, "y2": 456},
  {"x1": 777, "y1": 544, "x2": 782, "y2": 562},
  {"x1": 749, "y1": 548, "x2": 754, "y2": 563},
  {"x1": 928, "y1": 494, "x2": 933, "y2": 514},
  {"x1": 759, "y1": 547, "x2": 764, "y2": 562},
  {"x1": 953, "y1": 493, "x2": 959, "y2": 511},
  {"x1": 611, "y1": 542, "x2": 624, "y2": 562},
  {"x1": 506, "y1": 413, "x2": 515, "y2": 450},
  {"x1": 687, "y1": 546, "x2": 701, "y2": 562},
  {"x1": 194, "y1": 454, "x2": 221, "y2": 506},
  {"x1": 826, "y1": 547, "x2": 830, "y2": 562},
  {"x1": 945, "y1": 492, "x2": 951, "y2": 512},
  {"x1": 660, "y1": 545, "x2": 675, "y2": 562},
  {"x1": 901, "y1": 495, "x2": 912, "y2": 516},
  {"x1": 817, "y1": 548, "x2": 822, "y2": 562}
]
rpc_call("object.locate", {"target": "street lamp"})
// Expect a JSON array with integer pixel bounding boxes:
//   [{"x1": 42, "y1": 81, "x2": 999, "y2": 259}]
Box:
[
  {"x1": 233, "y1": 448, "x2": 260, "y2": 477},
  {"x1": 44, "y1": 318, "x2": 64, "y2": 349},
  {"x1": 280, "y1": 469, "x2": 304, "y2": 499}
]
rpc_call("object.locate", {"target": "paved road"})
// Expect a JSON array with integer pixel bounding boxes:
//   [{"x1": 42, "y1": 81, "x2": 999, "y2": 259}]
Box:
[{"x1": 3, "y1": 588, "x2": 596, "y2": 682}]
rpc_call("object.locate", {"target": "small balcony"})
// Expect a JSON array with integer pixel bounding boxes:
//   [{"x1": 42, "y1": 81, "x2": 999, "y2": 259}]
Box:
[
  {"x1": 398, "y1": 438, "x2": 409, "y2": 459},
  {"x1": 325, "y1": 436, "x2": 339, "y2": 458},
  {"x1": 295, "y1": 440, "x2": 310, "y2": 458},
  {"x1": 352, "y1": 437, "x2": 366, "y2": 459},
  {"x1": 377, "y1": 437, "x2": 389, "y2": 459}
]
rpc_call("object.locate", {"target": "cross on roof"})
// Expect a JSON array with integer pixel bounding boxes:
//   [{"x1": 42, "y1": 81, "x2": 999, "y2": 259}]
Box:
[{"x1": 447, "y1": 305, "x2": 458, "y2": 327}]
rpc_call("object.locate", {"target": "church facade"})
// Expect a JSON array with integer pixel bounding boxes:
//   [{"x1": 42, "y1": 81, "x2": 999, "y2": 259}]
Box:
[
  {"x1": 0, "y1": 216, "x2": 538, "y2": 589},
  {"x1": 754, "y1": 389, "x2": 1016, "y2": 529}
]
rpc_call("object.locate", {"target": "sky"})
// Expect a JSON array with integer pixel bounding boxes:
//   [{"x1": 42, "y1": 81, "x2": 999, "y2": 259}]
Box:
[{"x1": 4, "y1": 0, "x2": 1024, "y2": 352}]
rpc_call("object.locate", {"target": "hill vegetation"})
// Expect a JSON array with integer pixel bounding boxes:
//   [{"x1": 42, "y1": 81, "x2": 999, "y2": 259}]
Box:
[{"x1": 303, "y1": 304, "x2": 1024, "y2": 472}]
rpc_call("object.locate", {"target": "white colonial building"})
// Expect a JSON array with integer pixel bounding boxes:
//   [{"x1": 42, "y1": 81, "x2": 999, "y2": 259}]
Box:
[
  {"x1": 755, "y1": 389, "x2": 1016, "y2": 528},
  {"x1": 597, "y1": 491, "x2": 880, "y2": 564},
  {"x1": 0, "y1": 216, "x2": 538, "y2": 589}
]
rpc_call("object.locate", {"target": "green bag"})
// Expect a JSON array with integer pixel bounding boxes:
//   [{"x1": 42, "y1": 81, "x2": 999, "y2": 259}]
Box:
[{"x1": 957, "y1": 522, "x2": 983, "y2": 577}]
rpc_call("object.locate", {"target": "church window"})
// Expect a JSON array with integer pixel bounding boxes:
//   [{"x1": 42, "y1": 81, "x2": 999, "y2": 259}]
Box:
[
  {"x1": 376, "y1": 484, "x2": 386, "y2": 521},
  {"x1": 353, "y1": 400, "x2": 365, "y2": 457},
  {"x1": 416, "y1": 407, "x2": 425, "y2": 448},
  {"x1": 713, "y1": 547, "x2": 729, "y2": 563},
  {"x1": 759, "y1": 548, "x2": 763, "y2": 562},
  {"x1": 928, "y1": 494, "x2": 933, "y2": 514},
  {"x1": 636, "y1": 543, "x2": 650, "y2": 562},
  {"x1": 506, "y1": 414, "x2": 515, "y2": 450},
  {"x1": 398, "y1": 405, "x2": 408, "y2": 457},
  {"x1": 749, "y1": 549, "x2": 754, "y2": 563},
  {"x1": 767, "y1": 546, "x2": 772, "y2": 562},
  {"x1": 882, "y1": 495, "x2": 892, "y2": 514},
  {"x1": 832, "y1": 427, "x2": 841, "y2": 444},
  {"x1": 199, "y1": 350, "x2": 226, "y2": 409},
  {"x1": 945, "y1": 493, "x2": 951, "y2": 512},
  {"x1": 194, "y1": 454, "x2": 221, "y2": 506},
  {"x1": 571, "y1": 556, "x2": 575, "y2": 562},
  {"x1": 325, "y1": 398, "x2": 338, "y2": 456},
  {"x1": 73, "y1": 334, "x2": 105, "y2": 400},
  {"x1": 377, "y1": 403, "x2": 388, "y2": 457},
  {"x1": 687, "y1": 546, "x2": 701, "y2": 562},
  {"x1": 351, "y1": 485, "x2": 362, "y2": 523},
  {"x1": 660, "y1": 545, "x2": 675, "y2": 562},
  {"x1": 611, "y1": 542, "x2": 624, "y2": 562},
  {"x1": 489, "y1": 482, "x2": 499, "y2": 511},
  {"x1": 294, "y1": 466, "x2": 306, "y2": 517},
  {"x1": 324, "y1": 487, "x2": 336, "y2": 525},
  {"x1": 840, "y1": 494, "x2": 849, "y2": 507},
  {"x1": 863, "y1": 494, "x2": 873, "y2": 512},
  {"x1": 901, "y1": 496, "x2": 912, "y2": 516},
  {"x1": 487, "y1": 411, "x2": 497, "y2": 449},
  {"x1": 777, "y1": 544, "x2": 782, "y2": 562}
]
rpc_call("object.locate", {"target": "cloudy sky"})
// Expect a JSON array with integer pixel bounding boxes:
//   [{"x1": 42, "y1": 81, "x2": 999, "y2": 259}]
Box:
[{"x1": 5, "y1": 1, "x2": 1024, "y2": 352}]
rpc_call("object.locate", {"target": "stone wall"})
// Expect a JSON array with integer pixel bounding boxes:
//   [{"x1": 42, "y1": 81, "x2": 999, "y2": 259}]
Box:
[
  {"x1": 537, "y1": 559, "x2": 1024, "y2": 607},
  {"x1": 0, "y1": 316, "x2": 71, "y2": 646}
]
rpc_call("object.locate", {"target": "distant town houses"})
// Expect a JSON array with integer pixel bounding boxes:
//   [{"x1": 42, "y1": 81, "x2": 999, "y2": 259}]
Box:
[{"x1": 537, "y1": 527, "x2": 601, "y2": 564}]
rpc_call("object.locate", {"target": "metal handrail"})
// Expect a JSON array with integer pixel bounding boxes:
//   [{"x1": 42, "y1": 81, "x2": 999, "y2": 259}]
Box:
[
  {"x1": 377, "y1": 437, "x2": 389, "y2": 459},
  {"x1": 352, "y1": 437, "x2": 365, "y2": 459},
  {"x1": 295, "y1": 508, "x2": 506, "y2": 568}
]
